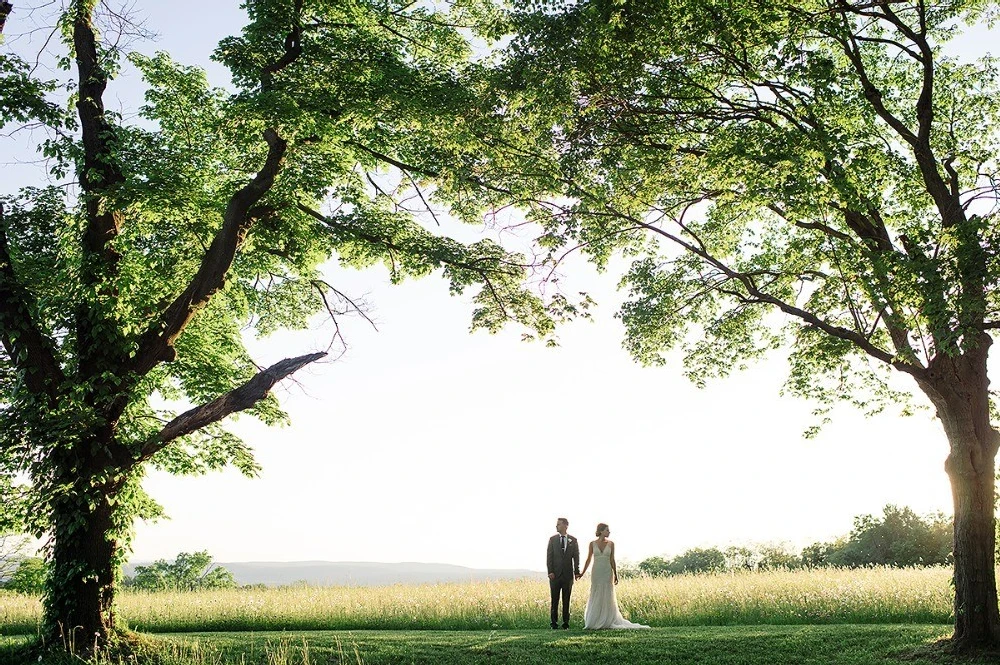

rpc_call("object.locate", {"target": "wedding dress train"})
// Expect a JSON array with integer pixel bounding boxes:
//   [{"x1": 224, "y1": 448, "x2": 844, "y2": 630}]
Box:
[{"x1": 583, "y1": 542, "x2": 650, "y2": 630}]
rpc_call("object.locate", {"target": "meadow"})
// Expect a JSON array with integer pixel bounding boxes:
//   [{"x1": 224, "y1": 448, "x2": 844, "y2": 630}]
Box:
[{"x1": 0, "y1": 566, "x2": 954, "y2": 635}]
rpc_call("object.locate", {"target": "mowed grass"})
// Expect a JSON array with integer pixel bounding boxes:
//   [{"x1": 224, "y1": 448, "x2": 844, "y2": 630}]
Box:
[
  {"x1": 0, "y1": 567, "x2": 955, "y2": 635},
  {"x1": 3, "y1": 625, "x2": 994, "y2": 665}
]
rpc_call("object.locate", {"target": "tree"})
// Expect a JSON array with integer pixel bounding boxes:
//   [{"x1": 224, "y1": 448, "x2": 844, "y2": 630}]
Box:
[
  {"x1": 800, "y1": 540, "x2": 844, "y2": 569},
  {"x1": 0, "y1": 0, "x2": 548, "y2": 653},
  {"x1": 636, "y1": 555, "x2": 671, "y2": 577},
  {"x1": 667, "y1": 547, "x2": 727, "y2": 575},
  {"x1": 754, "y1": 543, "x2": 802, "y2": 571},
  {"x1": 4, "y1": 557, "x2": 47, "y2": 595},
  {"x1": 723, "y1": 546, "x2": 757, "y2": 572},
  {"x1": 828, "y1": 504, "x2": 953, "y2": 567},
  {"x1": 498, "y1": 0, "x2": 1000, "y2": 650},
  {"x1": 723, "y1": 544, "x2": 802, "y2": 572},
  {"x1": 126, "y1": 551, "x2": 236, "y2": 591}
]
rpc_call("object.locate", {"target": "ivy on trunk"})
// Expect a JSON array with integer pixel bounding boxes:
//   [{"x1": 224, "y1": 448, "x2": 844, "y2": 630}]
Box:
[{"x1": 0, "y1": 0, "x2": 550, "y2": 655}]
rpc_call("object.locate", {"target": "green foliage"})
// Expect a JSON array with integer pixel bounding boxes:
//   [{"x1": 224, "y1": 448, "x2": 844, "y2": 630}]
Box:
[
  {"x1": 635, "y1": 506, "x2": 951, "y2": 576},
  {"x1": 663, "y1": 547, "x2": 728, "y2": 575},
  {"x1": 0, "y1": 53, "x2": 64, "y2": 128},
  {"x1": 798, "y1": 504, "x2": 953, "y2": 569},
  {"x1": 3, "y1": 557, "x2": 47, "y2": 595},
  {"x1": 1, "y1": 0, "x2": 558, "y2": 644},
  {"x1": 636, "y1": 543, "x2": 801, "y2": 577},
  {"x1": 125, "y1": 551, "x2": 236, "y2": 592},
  {"x1": 495, "y1": 0, "x2": 1000, "y2": 423},
  {"x1": 635, "y1": 555, "x2": 670, "y2": 577},
  {"x1": 801, "y1": 540, "x2": 847, "y2": 569},
  {"x1": 725, "y1": 544, "x2": 802, "y2": 572},
  {"x1": 0, "y1": 478, "x2": 30, "y2": 534},
  {"x1": 825, "y1": 505, "x2": 953, "y2": 568},
  {"x1": 496, "y1": 4, "x2": 1000, "y2": 641}
]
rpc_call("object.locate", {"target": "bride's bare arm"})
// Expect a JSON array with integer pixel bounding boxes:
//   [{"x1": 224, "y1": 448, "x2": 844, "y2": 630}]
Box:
[
  {"x1": 610, "y1": 542, "x2": 618, "y2": 584},
  {"x1": 579, "y1": 541, "x2": 594, "y2": 576}
]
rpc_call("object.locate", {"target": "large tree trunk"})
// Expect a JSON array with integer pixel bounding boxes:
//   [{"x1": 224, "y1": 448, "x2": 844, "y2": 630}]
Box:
[
  {"x1": 44, "y1": 484, "x2": 120, "y2": 654},
  {"x1": 922, "y1": 338, "x2": 1000, "y2": 651},
  {"x1": 948, "y1": 456, "x2": 1000, "y2": 648}
]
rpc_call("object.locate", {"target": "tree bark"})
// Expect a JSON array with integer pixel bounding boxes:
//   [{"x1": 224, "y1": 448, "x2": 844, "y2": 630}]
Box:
[
  {"x1": 949, "y1": 458, "x2": 1000, "y2": 649},
  {"x1": 0, "y1": 2, "x2": 12, "y2": 35},
  {"x1": 44, "y1": 484, "x2": 120, "y2": 653},
  {"x1": 919, "y1": 337, "x2": 1000, "y2": 650},
  {"x1": 39, "y1": 355, "x2": 325, "y2": 654},
  {"x1": 144, "y1": 352, "x2": 326, "y2": 459}
]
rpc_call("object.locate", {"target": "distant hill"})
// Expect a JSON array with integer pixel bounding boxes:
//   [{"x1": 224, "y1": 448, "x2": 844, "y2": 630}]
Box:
[{"x1": 121, "y1": 561, "x2": 546, "y2": 587}]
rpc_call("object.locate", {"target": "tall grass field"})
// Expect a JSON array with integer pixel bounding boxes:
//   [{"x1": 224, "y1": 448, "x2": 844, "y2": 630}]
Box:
[{"x1": 0, "y1": 567, "x2": 955, "y2": 636}]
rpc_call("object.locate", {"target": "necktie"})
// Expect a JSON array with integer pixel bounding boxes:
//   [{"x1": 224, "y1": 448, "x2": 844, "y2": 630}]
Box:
[{"x1": 561, "y1": 535, "x2": 566, "y2": 552}]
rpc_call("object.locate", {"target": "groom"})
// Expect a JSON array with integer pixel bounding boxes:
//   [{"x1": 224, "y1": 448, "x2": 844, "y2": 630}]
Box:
[{"x1": 546, "y1": 517, "x2": 580, "y2": 629}]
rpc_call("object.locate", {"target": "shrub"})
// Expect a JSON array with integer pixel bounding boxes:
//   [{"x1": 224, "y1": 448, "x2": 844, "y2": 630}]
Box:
[{"x1": 4, "y1": 557, "x2": 47, "y2": 595}]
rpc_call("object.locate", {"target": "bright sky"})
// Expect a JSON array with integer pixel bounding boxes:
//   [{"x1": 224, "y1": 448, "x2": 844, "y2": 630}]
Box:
[{"x1": 3, "y1": 2, "x2": 996, "y2": 572}]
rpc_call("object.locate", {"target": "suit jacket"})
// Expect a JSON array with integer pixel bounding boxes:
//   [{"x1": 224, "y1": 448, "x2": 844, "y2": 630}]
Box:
[{"x1": 547, "y1": 533, "x2": 580, "y2": 581}]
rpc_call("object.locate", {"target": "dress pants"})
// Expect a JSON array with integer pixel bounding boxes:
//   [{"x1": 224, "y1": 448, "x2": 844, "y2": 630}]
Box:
[{"x1": 550, "y1": 574, "x2": 573, "y2": 627}]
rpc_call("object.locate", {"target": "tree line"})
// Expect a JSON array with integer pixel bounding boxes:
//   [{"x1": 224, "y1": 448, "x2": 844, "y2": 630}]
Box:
[
  {"x1": 623, "y1": 505, "x2": 955, "y2": 578},
  {"x1": 0, "y1": 548, "x2": 238, "y2": 595},
  {"x1": 0, "y1": 504, "x2": 965, "y2": 594}
]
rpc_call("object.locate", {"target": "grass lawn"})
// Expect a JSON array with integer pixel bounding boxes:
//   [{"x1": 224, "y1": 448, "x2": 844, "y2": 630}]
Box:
[{"x1": 4, "y1": 625, "x2": 996, "y2": 665}]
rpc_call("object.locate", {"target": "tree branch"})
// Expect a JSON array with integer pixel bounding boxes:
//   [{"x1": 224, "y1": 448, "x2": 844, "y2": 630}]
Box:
[
  {"x1": 875, "y1": 0, "x2": 934, "y2": 142},
  {"x1": 0, "y1": 204, "x2": 65, "y2": 400},
  {"x1": 73, "y1": 0, "x2": 125, "y2": 269},
  {"x1": 830, "y1": 1, "x2": 964, "y2": 229},
  {"x1": 138, "y1": 351, "x2": 326, "y2": 462},
  {"x1": 69, "y1": 0, "x2": 139, "y2": 426},
  {"x1": 347, "y1": 141, "x2": 521, "y2": 199},
  {"x1": 0, "y1": 2, "x2": 12, "y2": 35},
  {"x1": 125, "y1": 0, "x2": 305, "y2": 391},
  {"x1": 611, "y1": 203, "x2": 926, "y2": 377},
  {"x1": 298, "y1": 202, "x2": 526, "y2": 279},
  {"x1": 130, "y1": 129, "x2": 288, "y2": 380},
  {"x1": 832, "y1": 6, "x2": 919, "y2": 147},
  {"x1": 260, "y1": 0, "x2": 303, "y2": 90}
]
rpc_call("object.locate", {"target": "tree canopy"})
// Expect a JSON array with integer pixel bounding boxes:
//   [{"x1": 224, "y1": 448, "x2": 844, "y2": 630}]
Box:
[
  {"x1": 0, "y1": 0, "x2": 553, "y2": 652},
  {"x1": 493, "y1": 0, "x2": 1000, "y2": 650}
]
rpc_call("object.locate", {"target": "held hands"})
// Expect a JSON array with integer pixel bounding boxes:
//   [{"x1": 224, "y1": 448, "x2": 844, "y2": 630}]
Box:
[{"x1": 574, "y1": 573, "x2": 582, "y2": 580}]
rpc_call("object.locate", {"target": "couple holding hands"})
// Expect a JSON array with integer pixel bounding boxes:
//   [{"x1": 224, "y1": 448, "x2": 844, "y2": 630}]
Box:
[{"x1": 546, "y1": 517, "x2": 650, "y2": 630}]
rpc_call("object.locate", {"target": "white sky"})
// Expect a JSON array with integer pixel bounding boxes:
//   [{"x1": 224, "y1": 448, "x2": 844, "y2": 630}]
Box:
[{"x1": 2, "y1": 2, "x2": 996, "y2": 571}]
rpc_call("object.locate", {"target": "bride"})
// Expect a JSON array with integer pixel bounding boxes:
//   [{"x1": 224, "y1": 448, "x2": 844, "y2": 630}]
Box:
[{"x1": 579, "y1": 523, "x2": 650, "y2": 630}]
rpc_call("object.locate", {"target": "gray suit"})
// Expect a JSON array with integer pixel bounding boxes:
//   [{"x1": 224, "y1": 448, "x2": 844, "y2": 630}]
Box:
[{"x1": 547, "y1": 533, "x2": 580, "y2": 628}]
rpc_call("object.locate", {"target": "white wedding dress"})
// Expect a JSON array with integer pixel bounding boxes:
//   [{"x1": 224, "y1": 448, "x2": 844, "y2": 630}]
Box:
[{"x1": 583, "y1": 541, "x2": 650, "y2": 630}]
